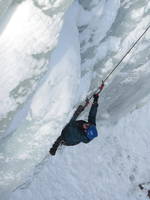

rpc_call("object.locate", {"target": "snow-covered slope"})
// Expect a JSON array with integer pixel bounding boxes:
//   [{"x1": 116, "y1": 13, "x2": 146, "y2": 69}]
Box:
[
  {"x1": 10, "y1": 97, "x2": 150, "y2": 200},
  {"x1": 0, "y1": 0, "x2": 150, "y2": 200}
]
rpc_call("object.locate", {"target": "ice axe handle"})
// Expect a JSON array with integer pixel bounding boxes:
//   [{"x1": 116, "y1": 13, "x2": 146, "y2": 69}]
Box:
[{"x1": 99, "y1": 80, "x2": 104, "y2": 91}]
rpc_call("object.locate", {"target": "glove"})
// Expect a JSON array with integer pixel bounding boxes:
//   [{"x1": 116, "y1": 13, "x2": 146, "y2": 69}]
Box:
[{"x1": 93, "y1": 93, "x2": 99, "y2": 102}]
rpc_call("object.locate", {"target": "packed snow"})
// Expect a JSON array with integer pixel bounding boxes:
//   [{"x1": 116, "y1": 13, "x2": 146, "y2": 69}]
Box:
[{"x1": 0, "y1": 0, "x2": 150, "y2": 200}]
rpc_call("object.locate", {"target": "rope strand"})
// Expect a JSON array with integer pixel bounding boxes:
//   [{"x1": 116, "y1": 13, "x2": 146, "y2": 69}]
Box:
[
  {"x1": 104, "y1": 24, "x2": 150, "y2": 82},
  {"x1": 86, "y1": 24, "x2": 150, "y2": 102}
]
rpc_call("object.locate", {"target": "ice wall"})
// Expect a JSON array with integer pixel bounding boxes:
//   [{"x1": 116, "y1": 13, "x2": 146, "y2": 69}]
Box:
[
  {"x1": 78, "y1": 0, "x2": 150, "y2": 123},
  {"x1": 0, "y1": 0, "x2": 73, "y2": 138}
]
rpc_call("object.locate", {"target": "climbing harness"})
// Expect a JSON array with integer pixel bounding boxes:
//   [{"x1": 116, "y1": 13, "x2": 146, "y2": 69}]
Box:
[{"x1": 83, "y1": 23, "x2": 150, "y2": 106}]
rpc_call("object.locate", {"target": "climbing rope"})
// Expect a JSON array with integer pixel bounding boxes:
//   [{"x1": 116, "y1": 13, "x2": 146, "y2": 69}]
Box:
[
  {"x1": 85, "y1": 23, "x2": 150, "y2": 104},
  {"x1": 103, "y1": 24, "x2": 150, "y2": 83}
]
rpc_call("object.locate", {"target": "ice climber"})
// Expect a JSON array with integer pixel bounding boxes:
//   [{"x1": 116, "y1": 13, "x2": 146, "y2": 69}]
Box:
[{"x1": 49, "y1": 85, "x2": 104, "y2": 156}]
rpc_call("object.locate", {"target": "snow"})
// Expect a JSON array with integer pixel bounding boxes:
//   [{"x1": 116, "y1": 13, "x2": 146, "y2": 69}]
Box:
[
  {"x1": 0, "y1": 1, "x2": 81, "y2": 197},
  {"x1": 0, "y1": 0, "x2": 150, "y2": 200},
  {"x1": 9, "y1": 97, "x2": 150, "y2": 200},
  {"x1": 0, "y1": 0, "x2": 72, "y2": 136}
]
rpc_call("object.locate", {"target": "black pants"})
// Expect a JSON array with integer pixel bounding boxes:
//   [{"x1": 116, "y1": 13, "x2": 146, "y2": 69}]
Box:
[{"x1": 49, "y1": 136, "x2": 64, "y2": 155}]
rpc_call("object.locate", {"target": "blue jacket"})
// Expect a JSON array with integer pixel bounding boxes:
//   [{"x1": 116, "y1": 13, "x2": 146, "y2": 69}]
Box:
[{"x1": 61, "y1": 102, "x2": 98, "y2": 146}]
